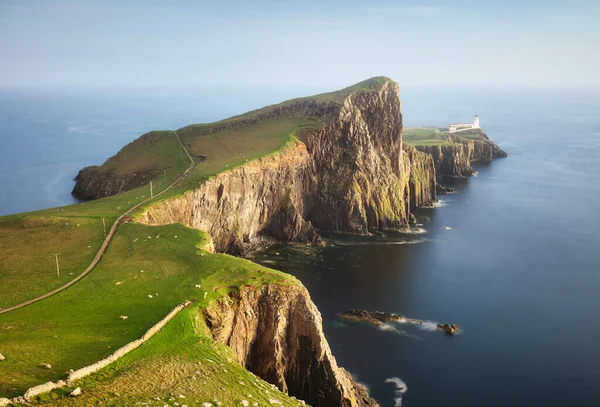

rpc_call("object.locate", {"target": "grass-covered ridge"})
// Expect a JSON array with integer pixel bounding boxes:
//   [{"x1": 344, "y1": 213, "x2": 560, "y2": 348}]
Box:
[{"x1": 0, "y1": 78, "x2": 400, "y2": 404}]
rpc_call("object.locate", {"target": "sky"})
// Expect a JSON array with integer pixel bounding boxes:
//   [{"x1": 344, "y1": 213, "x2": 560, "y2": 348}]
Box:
[{"x1": 1, "y1": 0, "x2": 599, "y2": 89}]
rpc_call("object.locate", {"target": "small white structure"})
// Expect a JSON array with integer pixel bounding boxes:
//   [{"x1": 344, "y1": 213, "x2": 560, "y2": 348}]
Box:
[{"x1": 448, "y1": 115, "x2": 480, "y2": 133}]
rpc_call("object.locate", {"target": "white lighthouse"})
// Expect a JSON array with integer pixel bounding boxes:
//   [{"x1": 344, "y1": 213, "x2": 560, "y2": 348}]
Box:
[{"x1": 448, "y1": 115, "x2": 481, "y2": 133}]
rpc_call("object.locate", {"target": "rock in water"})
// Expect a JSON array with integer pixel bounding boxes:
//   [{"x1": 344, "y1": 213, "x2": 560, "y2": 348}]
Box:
[{"x1": 437, "y1": 323, "x2": 460, "y2": 335}]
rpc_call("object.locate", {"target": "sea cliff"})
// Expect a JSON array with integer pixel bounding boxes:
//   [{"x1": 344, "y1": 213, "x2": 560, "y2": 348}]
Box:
[
  {"x1": 205, "y1": 283, "x2": 377, "y2": 407},
  {"x1": 137, "y1": 78, "x2": 436, "y2": 252},
  {"x1": 414, "y1": 131, "x2": 507, "y2": 178},
  {"x1": 67, "y1": 77, "x2": 439, "y2": 406}
]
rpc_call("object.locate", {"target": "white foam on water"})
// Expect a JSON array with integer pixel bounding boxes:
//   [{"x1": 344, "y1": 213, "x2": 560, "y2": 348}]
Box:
[
  {"x1": 433, "y1": 199, "x2": 447, "y2": 207},
  {"x1": 334, "y1": 238, "x2": 427, "y2": 246},
  {"x1": 385, "y1": 377, "x2": 408, "y2": 407},
  {"x1": 379, "y1": 323, "x2": 395, "y2": 331},
  {"x1": 419, "y1": 321, "x2": 439, "y2": 331}
]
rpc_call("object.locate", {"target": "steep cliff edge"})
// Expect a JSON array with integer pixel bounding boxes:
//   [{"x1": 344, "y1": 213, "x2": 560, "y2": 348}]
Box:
[
  {"x1": 139, "y1": 141, "x2": 318, "y2": 254},
  {"x1": 204, "y1": 283, "x2": 378, "y2": 407},
  {"x1": 403, "y1": 144, "x2": 437, "y2": 208},
  {"x1": 138, "y1": 78, "x2": 436, "y2": 251},
  {"x1": 411, "y1": 130, "x2": 506, "y2": 177}
]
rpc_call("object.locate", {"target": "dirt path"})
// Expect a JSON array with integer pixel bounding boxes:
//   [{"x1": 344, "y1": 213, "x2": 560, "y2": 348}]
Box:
[{"x1": 0, "y1": 131, "x2": 194, "y2": 315}]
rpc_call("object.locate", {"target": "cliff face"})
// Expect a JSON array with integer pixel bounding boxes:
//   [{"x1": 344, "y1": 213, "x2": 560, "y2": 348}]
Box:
[
  {"x1": 414, "y1": 132, "x2": 507, "y2": 178},
  {"x1": 403, "y1": 144, "x2": 437, "y2": 208},
  {"x1": 139, "y1": 79, "x2": 436, "y2": 252},
  {"x1": 139, "y1": 142, "x2": 317, "y2": 254},
  {"x1": 415, "y1": 143, "x2": 474, "y2": 177},
  {"x1": 204, "y1": 283, "x2": 378, "y2": 407}
]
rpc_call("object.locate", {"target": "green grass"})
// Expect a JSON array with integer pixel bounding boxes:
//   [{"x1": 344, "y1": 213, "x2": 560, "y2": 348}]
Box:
[
  {"x1": 454, "y1": 128, "x2": 487, "y2": 140},
  {"x1": 0, "y1": 215, "x2": 113, "y2": 309},
  {"x1": 0, "y1": 117, "x2": 310, "y2": 310},
  {"x1": 403, "y1": 127, "x2": 457, "y2": 146},
  {"x1": 28, "y1": 308, "x2": 304, "y2": 406},
  {"x1": 0, "y1": 222, "x2": 297, "y2": 400}
]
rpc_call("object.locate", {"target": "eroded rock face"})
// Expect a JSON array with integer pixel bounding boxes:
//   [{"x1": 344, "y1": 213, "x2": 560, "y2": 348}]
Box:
[
  {"x1": 204, "y1": 283, "x2": 378, "y2": 407},
  {"x1": 139, "y1": 142, "x2": 317, "y2": 254},
  {"x1": 139, "y1": 80, "x2": 436, "y2": 252},
  {"x1": 403, "y1": 144, "x2": 437, "y2": 208},
  {"x1": 414, "y1": 131, "x2": 506, "y2": 178}
]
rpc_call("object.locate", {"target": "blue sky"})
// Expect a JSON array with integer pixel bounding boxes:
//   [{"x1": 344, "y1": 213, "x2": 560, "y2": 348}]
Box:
[{"x1": 1, "y1": 0, "x2": 599, "y2": 89}]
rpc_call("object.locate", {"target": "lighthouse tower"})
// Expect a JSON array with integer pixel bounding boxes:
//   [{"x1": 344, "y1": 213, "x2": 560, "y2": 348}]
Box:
[{"x1": 473, "y1": 115, "x2": 480, "y2": 128}]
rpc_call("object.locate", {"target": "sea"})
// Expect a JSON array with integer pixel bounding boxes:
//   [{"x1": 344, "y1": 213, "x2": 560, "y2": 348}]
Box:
[{"x1": 1, "y1": 86, "x2": 599, "y2": 407}]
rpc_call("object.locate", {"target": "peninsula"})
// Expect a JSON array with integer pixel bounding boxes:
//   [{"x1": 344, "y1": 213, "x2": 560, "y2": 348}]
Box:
[{"x1": 0, "y1": 77, "x2": 505, "y2": 406}]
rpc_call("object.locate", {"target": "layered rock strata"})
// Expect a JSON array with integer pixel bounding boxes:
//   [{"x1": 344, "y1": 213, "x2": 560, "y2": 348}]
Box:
[{"x1": 414, "y1": 131, "x2": 506, "y2": 177}]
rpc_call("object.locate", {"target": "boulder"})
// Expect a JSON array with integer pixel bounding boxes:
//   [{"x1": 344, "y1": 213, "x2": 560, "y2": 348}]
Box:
[
  {"x1": 70, "y1": 387, "x2": 82, "y2": 397},
  {"x1": 437, "y1": 323, "x2": 460, "y2": 335}
]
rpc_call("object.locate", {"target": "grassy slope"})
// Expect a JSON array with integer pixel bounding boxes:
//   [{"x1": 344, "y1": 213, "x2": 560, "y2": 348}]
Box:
[
  {"x1": 0, "y1": 215, "x2": 113, "y2": 309},
  {"x1": 0, "y1": 221, "x2": 296, "y2": 404},
  {"x1": 0, "y1": 77, "x2": 393, "y2": 404},
  {"x1": 29, "y1": 309, "x2": 303, "y2": 407},
  {"x1": 403, "y1": 128, "x2": 456, "y2": 146},
  {"x1": 403, "y1": 127, "x2": 488, "y2": 146}
]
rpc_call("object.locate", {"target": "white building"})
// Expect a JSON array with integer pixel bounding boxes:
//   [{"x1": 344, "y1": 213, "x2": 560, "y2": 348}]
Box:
[{"x1": 448, "y1": 115, "x2": 480, "y2": 133}]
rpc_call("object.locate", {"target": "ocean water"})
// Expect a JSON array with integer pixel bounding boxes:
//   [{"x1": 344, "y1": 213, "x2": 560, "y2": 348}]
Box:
[{"x1": 1, "y1": 86, "x2": 600, "y2": 406}]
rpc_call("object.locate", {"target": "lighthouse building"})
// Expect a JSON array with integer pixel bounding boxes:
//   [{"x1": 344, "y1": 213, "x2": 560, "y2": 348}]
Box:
[{"x1": 448, "y1": 115, "x2": 480, "y2": 133}]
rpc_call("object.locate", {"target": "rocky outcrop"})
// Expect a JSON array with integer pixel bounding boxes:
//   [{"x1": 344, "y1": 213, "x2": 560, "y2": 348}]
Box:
[
  {"x1": 72, "y1": 131, "x2": 167, "y2": 200},
  {"x1": 139, "y1": 78, "x2": 435, "y2": 252},
  {"x1": 414, "y1": 131, "x2": 506, "y2": 178},
  {"x1": 204, "y1": 283, "x2": 378, "y2": 407},
  {"x1": 340, "y1": 309, "x2": 460, "y2": 335},
  {"x1": 437, "y1": 323, "x2": 460, "y2": 335}
]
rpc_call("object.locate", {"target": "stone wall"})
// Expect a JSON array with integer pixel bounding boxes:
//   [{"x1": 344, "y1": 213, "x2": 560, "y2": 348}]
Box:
[{"x1": 2, "y1": 301, "x2": 190, "y2": 405}]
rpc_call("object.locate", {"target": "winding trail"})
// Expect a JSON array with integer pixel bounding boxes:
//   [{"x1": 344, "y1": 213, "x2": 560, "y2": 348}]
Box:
[{"x1": 0, "y1": 131, "x2": 194, "y2": 316}]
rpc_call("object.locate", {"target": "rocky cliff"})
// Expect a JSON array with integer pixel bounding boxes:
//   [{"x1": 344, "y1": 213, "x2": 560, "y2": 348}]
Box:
[
  {"x1": 204, "y1": 283, "x2": 378, "y2": 407},
  {"x1": 403, "y1": 144, "x2": 437, "y2": 208},
  {"x1": 414, "y1": 131, "x2": 506, "y2": 178},
  {"x1": 139, "y1": 78, "x2": 436, "y2": 252},
  {"x1": 139, "y1": 141, "x2": 317, "y2": 254}
]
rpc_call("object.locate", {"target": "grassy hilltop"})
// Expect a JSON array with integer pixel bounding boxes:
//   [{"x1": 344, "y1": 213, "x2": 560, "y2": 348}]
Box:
[{"x1": 0, "y1": 78, "x2": 393, "y2": 405}]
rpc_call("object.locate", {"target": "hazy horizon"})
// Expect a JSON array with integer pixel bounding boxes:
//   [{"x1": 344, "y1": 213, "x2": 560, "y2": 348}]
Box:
[{"x1": 1, "y1": 0, "x2": 599, "y2": 90}]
